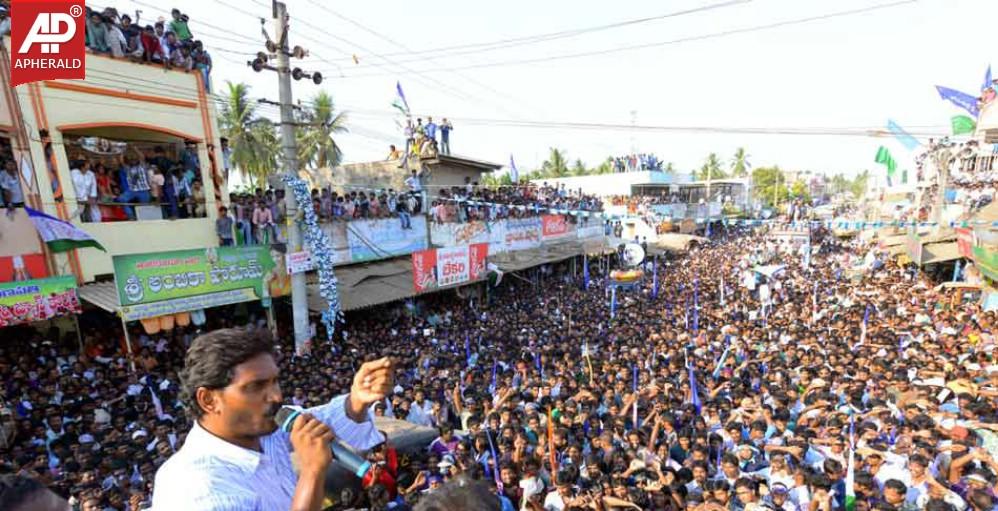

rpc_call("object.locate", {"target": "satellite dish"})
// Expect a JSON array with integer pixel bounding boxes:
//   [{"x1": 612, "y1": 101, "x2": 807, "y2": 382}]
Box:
[{"x1": 622, "y1": 243, "x2": 645, "y2": 267}]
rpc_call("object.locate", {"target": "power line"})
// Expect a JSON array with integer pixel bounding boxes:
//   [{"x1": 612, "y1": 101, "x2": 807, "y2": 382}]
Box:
[
  {"x1": 328, "y1": 0, "x2": 751, "y2": 66},
  {"x1": 336, "y1": 0, "x2": 918, "y2": 76}
]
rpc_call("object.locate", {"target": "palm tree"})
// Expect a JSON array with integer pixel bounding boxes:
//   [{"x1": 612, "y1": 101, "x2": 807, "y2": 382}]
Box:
[
  {"x1": 541, "y1": 148, "x2": 569, "y2": 178},
  {"x1": 697, "y1": 153, "x2": 724, "y2": 180},
  {"x1": 218, "y1": 81, "x2": 279, "y2": 188},
  {"x1": 570, "y1": 159, "x2": 588, "y2": 176},
  {"x1": 296, "y1": 91, "x2": 349, "y2": 174},
  {"x1": 730, "y1": 147, "x2": 751, "y2": 177}
]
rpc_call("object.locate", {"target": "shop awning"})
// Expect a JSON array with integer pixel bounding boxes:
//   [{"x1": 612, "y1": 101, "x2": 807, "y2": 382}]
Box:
[
  {"x1": 922, "y1": 242, "x2": 962, "y2": 265},
  {"x1": 77, "y1": 281, "x2": 121, "y2": 314},
  {"x1": 491, "y1": 241, "x2": 591, "y2": 272},
  {"x1": 308, "y1": 258, "x2": 416, "y2": 312}
]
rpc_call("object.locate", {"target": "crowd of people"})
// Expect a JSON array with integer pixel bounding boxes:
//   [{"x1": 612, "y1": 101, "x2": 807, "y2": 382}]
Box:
[
  {"x1": 5, "y1": 219, "x2": 998, "y2": 511},
  {"x1": 83, "y1": 5, "x2": 213, "y2": 90},
  {"x1": 429, "y1": 181, "x2": 603, "y2": 224},
  {"x1": 68, "y1": 141, "x2": 208, "y2": 223},
  {"x1": 387, "y1": 117, "x2": 456, "y2": 161},
  {"x1": 613, "y1": 154, "x2": 665, "y2": 173}
]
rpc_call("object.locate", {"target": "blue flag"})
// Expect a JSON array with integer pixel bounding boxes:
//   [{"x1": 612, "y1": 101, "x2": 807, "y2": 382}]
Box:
[
  {"x1": 465, "y1": 334, "x2": 471, "y2": 367},
  {"x1": 886, "y1": 119, "x2": 921, "y2": 150},
  {"x1": 936, "y1": 85, "x2": 980, "y2": 117},
  {"x1": 509, "y1": 154, "x2": 519, "y2": 183},
  {"x1": 395, "y1": 81, "x2": 410, "y2": 112},
  {"x1": 583, "y1": 254, "x2": 590, "y2": 290},
  {"x1": 687, "y1": 354, "x2": 702, "y2": 414},
  {"x1": 489, "y1": 360, "x2": 498, "y2": 394},
  {"x1": 610, "y1": 286, "x2": 617, "y2": 320},
  {"x1": 985, "y1": 65, "x2": 993, "y2": 93},
  {"x1": 651, "y1": 255, "x2": 658, "y2": 300}
]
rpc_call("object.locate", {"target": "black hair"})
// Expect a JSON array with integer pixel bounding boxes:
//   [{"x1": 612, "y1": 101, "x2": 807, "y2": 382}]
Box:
[
  {"x1": 413, "y1": 476, "x2": 501, "y2": 511},
  {"x1": 884, "y1": 479, "x2": 907, "y2": 494},
  {"x1": 733, "y1": 477, "x2": 756, "y2": 492},
  {"x1": 180, "y1": 327, "x2": 274, "y2": 418},
  {"x1": 0, "y1": 474, "x2": 49, "y2": 511}
]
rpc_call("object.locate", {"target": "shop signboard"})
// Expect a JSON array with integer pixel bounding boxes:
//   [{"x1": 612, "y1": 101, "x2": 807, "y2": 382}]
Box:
[
  {"x1": 973, "y1": 245, "x2": 998, "y2": 282},
  {"x1": 957, "y1": 228, "x2": 975, "y2": 260},
  {"x1": 0, "y1": 276, "x2": 80, "y2": 327},
  {"x1": 348, "y1": 215, "x2": 428, "y2": 262},
  {"x1": 412, "y1": 243, "x2": 488, "y2": 293},
  {"x1": 113, "y1": 246, "x2": 288, "y2": 321}
]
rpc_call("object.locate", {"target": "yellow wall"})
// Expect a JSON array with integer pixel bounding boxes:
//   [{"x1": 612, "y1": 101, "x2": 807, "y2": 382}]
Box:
[{"x1": 5, "y1": 43, "x2": 225, "y2": 282}]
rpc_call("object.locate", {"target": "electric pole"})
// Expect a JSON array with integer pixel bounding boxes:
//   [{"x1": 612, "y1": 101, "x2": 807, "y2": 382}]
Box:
[
  {"x1": 932, "y1": 143, "x2": 953, "y2": 236},
  {"x1": 250, "y1": 1, "x2": 323, "y2": 353}
]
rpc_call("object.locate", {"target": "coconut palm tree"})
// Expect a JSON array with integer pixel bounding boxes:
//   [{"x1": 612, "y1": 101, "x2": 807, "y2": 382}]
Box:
[
  {"x1": 540, "y1": 148, "x2": 569, "y2": 178},
  {"x1": 296, "y1": 91, "x2": 349, "y2": 175},
  {"x1": 730, "y1": 147, "x2": 751, "y2": 177},
  {"x1": 218, "y1": 81, "x2": 279, "y2": 188},
  {"x1": 697, "y1": 153, "x2": 724, "y2": 180}
]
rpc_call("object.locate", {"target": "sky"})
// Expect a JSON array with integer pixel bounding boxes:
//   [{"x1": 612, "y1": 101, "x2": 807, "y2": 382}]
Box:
[{"x1": 138, "y1": 0, "x2": 997, "y2": 179}]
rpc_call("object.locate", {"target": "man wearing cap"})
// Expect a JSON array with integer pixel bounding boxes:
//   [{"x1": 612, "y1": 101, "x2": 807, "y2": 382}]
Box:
[{"x1": 763, "y1": 482, "x2": 798, "y2": 511}]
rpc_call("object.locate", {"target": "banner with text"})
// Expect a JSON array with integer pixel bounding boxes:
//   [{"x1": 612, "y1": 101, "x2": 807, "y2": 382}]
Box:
[
  {"x1": 430, "y1": 220, "x2": 499, "y2": 248},
  {"x1": 411, "y1": 243, "x2": 488, "y2": 293},
  {"x1": 113, "y1": 246, "x2": 288, "y2": 321},
  {"x1": 496, "y1": 217, "x2": 542, "y2": 253},
  {"x1": 348, "y1": 215, "x2": 428, "y2": 262},
  {"x1": 957, "y1": 228, "x2": 975, "y2": 260},
  {"x1": 0, "y1": 276, "x2": 80, "y2": 328},
  {"x1": 541, "y1": 215, "x2": 574, "y2": 240}
]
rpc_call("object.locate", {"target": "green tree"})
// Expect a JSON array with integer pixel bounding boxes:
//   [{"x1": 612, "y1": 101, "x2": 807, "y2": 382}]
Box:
[
  {"x1": 540, "y1": 148, "x2": 569, "y2": 178},
  {"x1": 696, "y1": 153, "x2": 725, "y2": 181},
  {"x1": 594, "y1": 157, "x2": 614, "y2": 175},
  {"x1": 790, "y1": 179, "x2": 811, "y2": 202},
  {"x1": 850, "y1": 170, "x2": 870, "y2": 198},
  {"x1": 571, "y1": 159, "x2": 588, "y2": 176},
  {"x1": 663, "y1": 162, "x2": 676, "y2": 174},
  {"x1": 751, "y1": 166, "x2": 788, "y2": 207},
  {"x1": 218, "y1": 81, "x2": 279, "y2": 188},
  {"x1": 296, "y1": 91, "x2": 348, "y2": 174},
  {"x1": 730, "y1": 147, "x2": 751, "y2": 177}
]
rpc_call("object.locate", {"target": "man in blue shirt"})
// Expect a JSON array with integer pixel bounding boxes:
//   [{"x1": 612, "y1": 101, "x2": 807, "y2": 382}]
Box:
[
  {"x1": 440, "y1": 118, "x2": 453, "y2": 155},
  {"x1": 424, "y1": 116, "x2": 438, "y2": 143}
]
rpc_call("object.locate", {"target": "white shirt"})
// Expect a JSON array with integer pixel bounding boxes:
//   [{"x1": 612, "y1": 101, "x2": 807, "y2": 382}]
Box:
[
  {"x1": 152, "y1": 394, "x2": 383, "y2": 511},
  {"x1": 0, "y1": 171, "x2": 23, "y2": 203},
  {"x1": 70, "y1": 168, "x2": 97, "y2": 200}
]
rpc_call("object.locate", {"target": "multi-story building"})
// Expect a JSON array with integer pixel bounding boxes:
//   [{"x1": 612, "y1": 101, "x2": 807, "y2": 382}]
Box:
[{"x1": 1, "y1": 41, "x2": 226, "y2": 284}]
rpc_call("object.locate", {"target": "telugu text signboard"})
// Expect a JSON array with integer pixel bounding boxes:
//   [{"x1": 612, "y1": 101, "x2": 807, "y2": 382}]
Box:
[
  {"x1": 411, "y1": 243, "x2": 488, "y2": 293},
  {"x1": 348, "y1": 215, "x2": 428, "y2": 262},
  {"x1": 0, "y1": 275, "x2": 80, "y2": 327},
  {"x1": 496, "y1": 217, "x2": 542, "y2": 254},
  {"x1": 113, "y1": 246, "x2": 289, "y2": 321},
  {"x1": 541, "y1": 214, "x2": 574, "y2": 240}
]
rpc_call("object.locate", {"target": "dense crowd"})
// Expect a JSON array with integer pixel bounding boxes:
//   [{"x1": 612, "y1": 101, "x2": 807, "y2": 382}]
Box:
[
  {"x1": 5, "y1": 221, "x2": 998, "y2": 511},
  {"x1": 83, "y1": 5, "x2": 213, "y2": 90},
  {"x1": 429, "y1": 181, "x2": 603, "y2": 224},
  {"x1": 69, "y1": 142, "x2": 208, "y2": 223}
]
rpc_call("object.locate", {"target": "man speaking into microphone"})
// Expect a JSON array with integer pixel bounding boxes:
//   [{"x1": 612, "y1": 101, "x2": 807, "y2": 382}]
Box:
[{"x1": 151, "y1": 327, "x2": 394, "y2": 511}]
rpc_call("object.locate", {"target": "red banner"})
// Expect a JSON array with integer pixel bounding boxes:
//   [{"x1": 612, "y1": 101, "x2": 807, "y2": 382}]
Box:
[
  {"x1": 412, "y1": 248, "x2": 437, "y2": 293},
  {"x1": 469, "y1": 243, "x2": 488, "y2": 280},
  {"x1": 957, "y1": 228, "x2": 975, "y2": 260},
  {"x1": 541, "y1": 214, "x2": 569, "y2": 239},
  {"x1": 0, "y1": 254, "x2": 49, "y2": 283},
  {"x1": 411, "y1": 243, "x2": 489, "y2": 293}
]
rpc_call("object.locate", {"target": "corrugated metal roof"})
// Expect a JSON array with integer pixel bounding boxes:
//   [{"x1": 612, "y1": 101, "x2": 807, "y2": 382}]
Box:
[
  {"x1": 307, "y1": 258, "x2": 420, "y2": 312},
  {"x1": 922, "y1": 242, "x2": 962, "y2": 265},
  {"x1": 77, "y1": 281, "x2": 121, "y2": 314}
]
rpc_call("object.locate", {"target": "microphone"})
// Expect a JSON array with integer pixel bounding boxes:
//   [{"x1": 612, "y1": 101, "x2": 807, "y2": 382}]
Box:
[{"x1": 274, "y1": 405, "x2": 373, "y2": 478}]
